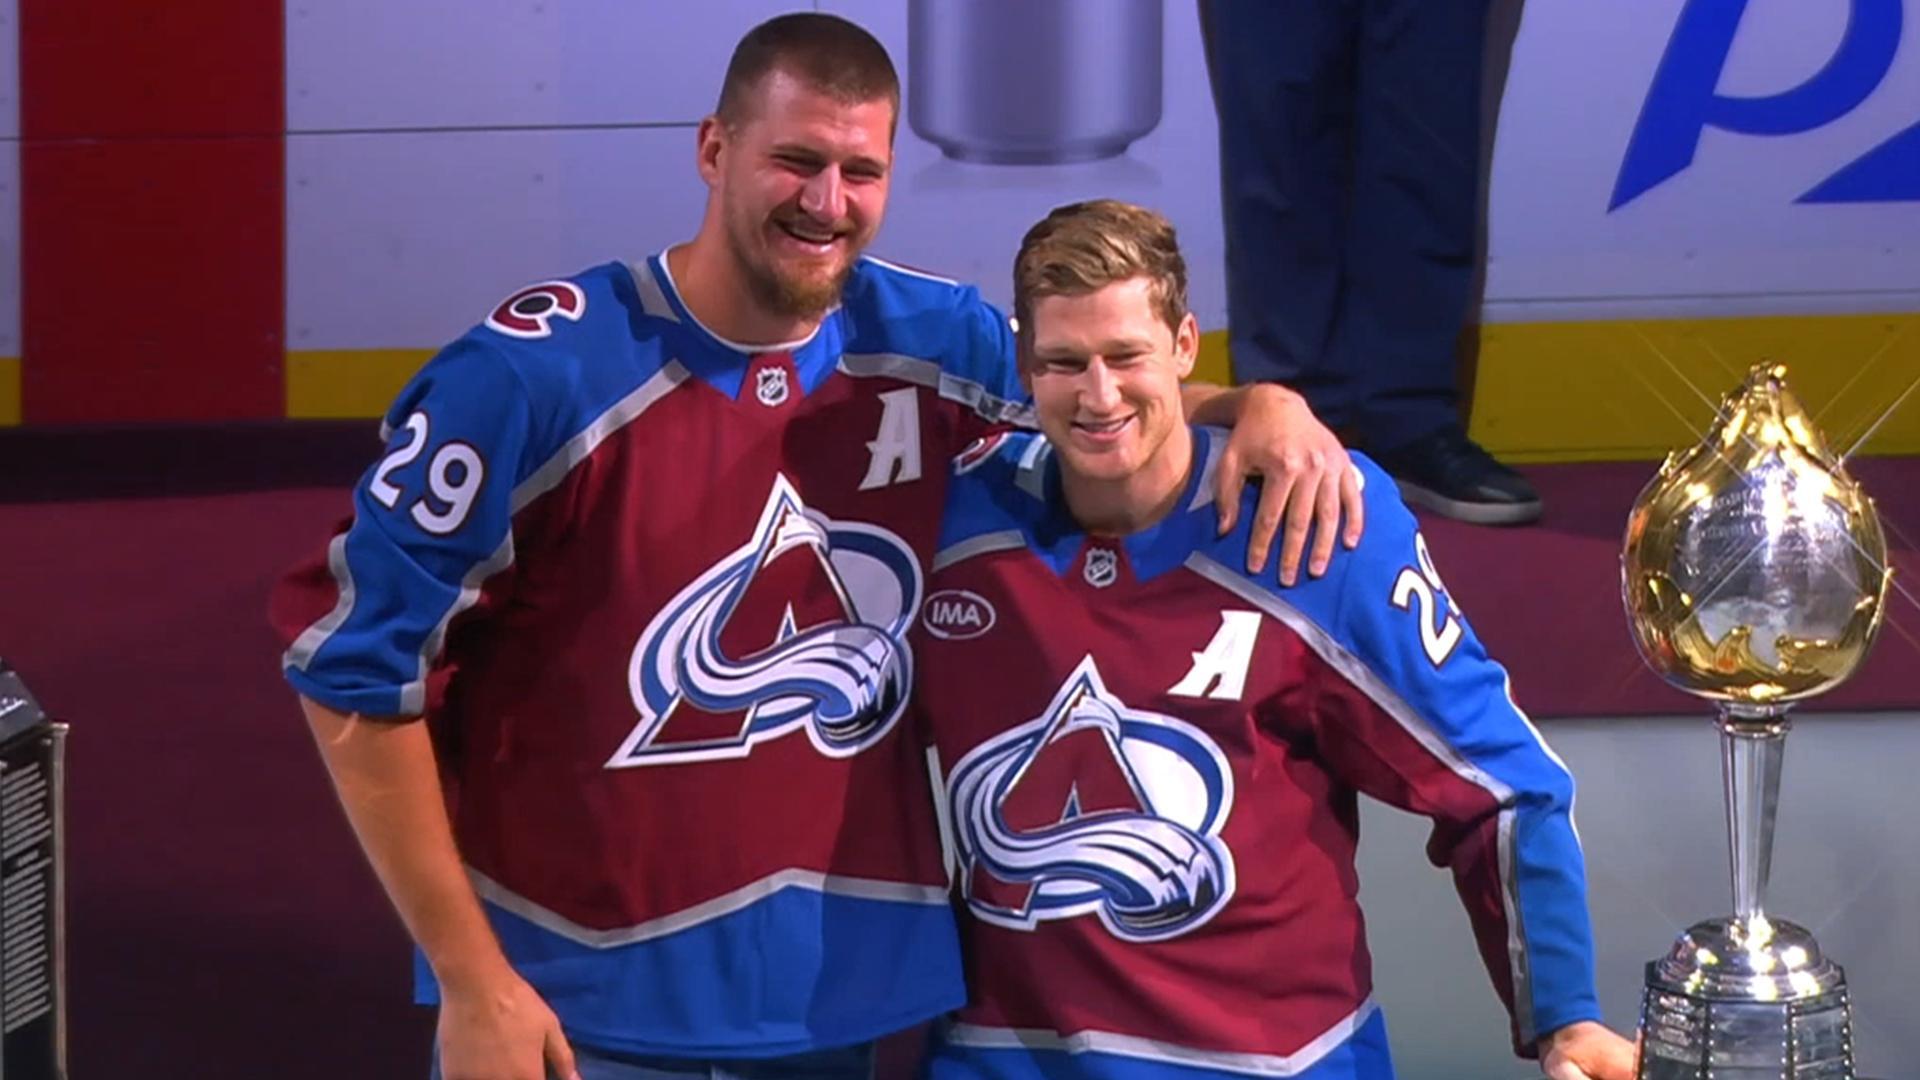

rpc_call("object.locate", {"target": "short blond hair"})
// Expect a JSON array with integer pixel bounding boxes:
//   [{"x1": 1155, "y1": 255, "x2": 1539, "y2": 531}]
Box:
[{"x1": 1012, "y1": 200, "x2": 1189, "y2": 352}]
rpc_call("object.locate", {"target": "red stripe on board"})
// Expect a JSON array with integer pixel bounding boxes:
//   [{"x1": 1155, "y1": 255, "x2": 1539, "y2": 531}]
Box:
[
  {"x1": 21, "y1": 139, "x2": 284, "y2": 423},
  {"x1": 19, "y1": 1, "x2": 284, "y2": 423},
  {"x1": 19, "y1": 2, "x2": 282, "y2": 139}
]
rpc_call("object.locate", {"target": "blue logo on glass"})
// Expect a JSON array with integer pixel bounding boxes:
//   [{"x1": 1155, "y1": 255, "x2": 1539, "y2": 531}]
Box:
[{"x1": 1614, "y1": 0, "x2": 1917, "y2": 208}]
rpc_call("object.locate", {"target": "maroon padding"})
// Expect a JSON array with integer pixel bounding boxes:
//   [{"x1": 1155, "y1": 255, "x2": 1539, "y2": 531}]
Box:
[
  {"x1": 2, "y1": 488, "x2": 430, "y2": 1078},
  {"x1": 0, "y1": 420, "x2": 379, "y2": 502}
]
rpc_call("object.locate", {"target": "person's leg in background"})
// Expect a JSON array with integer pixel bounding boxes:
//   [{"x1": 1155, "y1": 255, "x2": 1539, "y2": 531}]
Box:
[
  {"x1": 1343, "y1": 0, "x2": 1542, "y2": 525},
  {"x1": 1201, "y1": 0, "x2": 1364, "y2": 435}
]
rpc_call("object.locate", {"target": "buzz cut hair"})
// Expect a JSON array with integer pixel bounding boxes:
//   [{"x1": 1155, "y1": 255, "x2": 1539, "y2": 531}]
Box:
[{"x1": 716, "y1": 12, "x2": 900, "y2": 132}]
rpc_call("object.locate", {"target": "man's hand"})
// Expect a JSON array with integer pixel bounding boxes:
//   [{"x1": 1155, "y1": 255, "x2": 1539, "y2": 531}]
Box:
[
  {"x1": 437, "y1": 966, "x2": 581, "y2": 1080},
  {"x1": 1209, "y1": 383, "x2": 1363, "y2": 584},
  {"x1": 1539, "y1": 1021, "x2": 1637, "y2": 1080}
]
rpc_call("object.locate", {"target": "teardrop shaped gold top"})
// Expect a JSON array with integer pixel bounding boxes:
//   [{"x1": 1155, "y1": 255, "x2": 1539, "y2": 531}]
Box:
[{"x1": 1622, "y1": 363, "x2": 1890, "y2": 705}]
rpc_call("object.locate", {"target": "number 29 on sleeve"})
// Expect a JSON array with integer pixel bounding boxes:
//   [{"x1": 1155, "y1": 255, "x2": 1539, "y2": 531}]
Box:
[
  {"x1": 367, "y1": 411, "x2": 488, "y2": 536},
  {"x1": 1390, "y1": 533, "x2": 1462, "y2": 667}
]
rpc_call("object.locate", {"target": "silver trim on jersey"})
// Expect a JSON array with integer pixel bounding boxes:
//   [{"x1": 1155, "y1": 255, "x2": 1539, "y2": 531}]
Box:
[
  {"x1": 628, "y1": 257, "x2": 680, "y2": 324},
  {"x1": 858, "y1": 254, "x2": 960, "y2": 287},
  {"x1": 284, "y1": 533, "x2": 357, "y2": 675},
  {"x1": 1182, "y1": 552, "x2": 1541, "y2": 1042},
  {"x1": 943, "y1": 997, "x2": 1379, "y2": 1078},
  {"x1": 1188, "y1": 427, "x2": 1225, "y2": 513},
  {"x1": 468, "y1": 867, "x2": 952, "y2": 949},
  {"x1": 1497, "y1": 805, "x2": 1533, "y2": 1041},
  {"x1": 839, "y1": 352, "x2": 1032, "y2": 426},
  {"x1": 932, "y1": 530, "x2": 1028, "y2": 572},
  {"x1": 1014, "y1": 436, "x2": 1051, "y2": 499},
  {"x1": 513, "y1": 362, "x2": 692, "y2": 514},
  {"x1": 405, "y1": 532, "x2": 516, "y2": 715}
]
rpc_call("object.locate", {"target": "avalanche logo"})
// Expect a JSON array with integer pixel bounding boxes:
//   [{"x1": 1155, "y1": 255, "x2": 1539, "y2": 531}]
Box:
[
  {"x1": 614, "y1": 475, "x2": 921, "y2": 768},
  {"x1": 485, "y1": 281, "x2": 586, "y2": 339},
  {"x1": 948, "y1": 656, "x2": 1236, "y2": 942}
]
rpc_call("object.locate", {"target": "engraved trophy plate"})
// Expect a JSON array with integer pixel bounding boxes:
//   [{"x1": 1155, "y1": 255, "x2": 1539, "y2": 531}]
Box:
[
  {"x1": 1621, "y1": 365, "x2": 1890, "y2": 1080},
  {"x1": 0, "y1": 659, "x2": 67, "y2": 1079}
]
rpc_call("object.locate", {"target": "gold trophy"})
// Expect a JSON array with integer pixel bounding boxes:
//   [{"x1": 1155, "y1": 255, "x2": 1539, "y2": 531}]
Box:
[{"x1": 1622, "y1": 364, "x2": 1891, "y2": 1079}]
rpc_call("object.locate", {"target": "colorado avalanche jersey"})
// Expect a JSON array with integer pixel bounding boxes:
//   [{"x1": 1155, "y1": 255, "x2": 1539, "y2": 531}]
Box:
[
  {"x1": 915, "y1": 429, "x2": 1600, "y2": 1080},
  {"x1": 272, "y1": 252, "x2": 1028, "y2": 1057}
]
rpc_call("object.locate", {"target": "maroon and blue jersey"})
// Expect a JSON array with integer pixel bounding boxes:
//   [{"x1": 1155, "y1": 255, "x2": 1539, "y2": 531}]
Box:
[
  {"x1": 915, "y1": 429, "x2": 1600, "y2": 1080},
  {"x1": 271, "y1": 252, "x2": 1027, "y2": 1058}
]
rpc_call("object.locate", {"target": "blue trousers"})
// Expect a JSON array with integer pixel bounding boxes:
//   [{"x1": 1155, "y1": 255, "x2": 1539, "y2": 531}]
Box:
[
  {"x1": 1202, "y1": 0, "x2": 1494, "y2": 452},
  {"x1": 431, "y1": 1041, "x2": 874, "y2": 1080}
]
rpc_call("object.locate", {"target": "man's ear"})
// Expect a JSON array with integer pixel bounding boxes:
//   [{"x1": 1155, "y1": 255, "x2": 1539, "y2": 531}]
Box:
[
  {"x1": 695, "y1": 115, "x2": 726, "y2": 186},
  {"x1": 1173, "y1": 312, "x2": 1200, "y2": 380}
]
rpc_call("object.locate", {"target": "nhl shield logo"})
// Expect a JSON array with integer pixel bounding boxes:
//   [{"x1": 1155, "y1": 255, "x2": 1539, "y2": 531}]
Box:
[
  {"x1": 755, "y1": 367, "x2": 790, "y2": 407},
  {"x1": 1083, "y1": 547, "x2": 1118, "y2": 589}
]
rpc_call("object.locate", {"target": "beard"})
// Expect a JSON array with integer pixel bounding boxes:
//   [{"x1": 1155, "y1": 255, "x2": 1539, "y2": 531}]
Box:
[{"x1": 726, "y1": 211, "x2": 859, "y2": 322}]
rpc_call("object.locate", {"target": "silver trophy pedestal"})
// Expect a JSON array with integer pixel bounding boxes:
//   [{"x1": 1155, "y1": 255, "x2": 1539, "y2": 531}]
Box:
[
  {"x1": 1638, "y1": 915, "x2": 1852, "y2": 1079},
  {"x1": 1633, "y1": 715, "x2": 1856, "y2": 1080}
]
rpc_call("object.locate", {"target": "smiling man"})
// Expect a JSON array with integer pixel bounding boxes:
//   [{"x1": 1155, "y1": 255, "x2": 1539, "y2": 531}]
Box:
[
  {"x1": 913, "y1": 200, "x2": 1638, "y2": 1080},
  {"x1": 273, "y1": 14, "x2": 1364, "y2": 1080}
]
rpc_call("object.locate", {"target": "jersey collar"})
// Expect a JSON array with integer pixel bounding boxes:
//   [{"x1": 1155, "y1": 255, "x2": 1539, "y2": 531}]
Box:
[{"x1": 1023, "y1": 426, "x2": 1223, "y2": 584}]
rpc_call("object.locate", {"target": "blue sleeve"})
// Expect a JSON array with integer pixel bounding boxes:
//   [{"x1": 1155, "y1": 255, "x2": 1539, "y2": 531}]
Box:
[
  {"x1": 1204, "y1": 457, "x2": 1599, "y2": 1051},
  {"x1": 844, "y1": 262, "x2": 1029, "y2": 429},
  {"x1": 934, "y1": 430, "x2": 1047, "y2": 556},
  {"x1": 281, "y1": 337, "x2": 536, "y2": 717},
  {"x1": 1312, "y1": 462, "x2": 1600, "y2": 1049}
]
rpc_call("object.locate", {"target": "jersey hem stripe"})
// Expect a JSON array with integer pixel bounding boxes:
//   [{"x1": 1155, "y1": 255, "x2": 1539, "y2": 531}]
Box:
[
  {"x1": 469, "y1": 866, "x2": 953, "y2": 949},
  {"x1": 943, "y1": 997, "x2": 1379, "y2": 1078}
]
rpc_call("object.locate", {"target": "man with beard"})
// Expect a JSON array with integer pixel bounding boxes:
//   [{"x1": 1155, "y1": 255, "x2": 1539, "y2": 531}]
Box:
[{"x1": 272, "y1": 14, "x2": 1361, "y2": 1080}]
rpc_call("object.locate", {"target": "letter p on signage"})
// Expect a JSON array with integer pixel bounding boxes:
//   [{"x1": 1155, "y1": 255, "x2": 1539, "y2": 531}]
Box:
[{"x1": 1612, "y1": 0, "x2": 1916, "y2": 209}]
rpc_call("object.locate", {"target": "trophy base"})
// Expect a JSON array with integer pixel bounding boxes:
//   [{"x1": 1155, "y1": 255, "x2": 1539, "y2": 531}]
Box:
[{"x1": 1636, "y1": 916, "x2": 1854, "y2": 1079}]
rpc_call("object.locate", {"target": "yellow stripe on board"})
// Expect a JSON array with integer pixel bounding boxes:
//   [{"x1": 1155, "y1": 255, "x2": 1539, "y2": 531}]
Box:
[
  {"x1": 286, "y1": 349, "x2": 433, "y2": 420},
  {"x1": 288, "y1": 311, "x2": 1919, "y2": 461},
  {"x1": 1197, "y1": 312, "x2": 1920, "y2": 462},
  {"x1": 0, "y1": 358, "x2": 19, "y2": 426}
]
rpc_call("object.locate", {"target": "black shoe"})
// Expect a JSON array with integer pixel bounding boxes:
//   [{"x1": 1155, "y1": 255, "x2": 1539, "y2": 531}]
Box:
[{"x1": 1369, "y1": 426, "x2": 1543, "y2": 526}]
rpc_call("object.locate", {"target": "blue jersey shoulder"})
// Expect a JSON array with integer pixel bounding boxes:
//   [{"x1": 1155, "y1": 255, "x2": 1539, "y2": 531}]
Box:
[
  {"x1": 1192, "y1": 453, "x2": 1423, "y2": 632},
  {"x1": 936, "y1": 430, "x2": 1053, "y2": 555},
  {"x1": 416, "y1": 261, "x2": 678, "y2": 485},
  {"x1": 840, "y1": 256, "x2": 1024, "y2": 410}
]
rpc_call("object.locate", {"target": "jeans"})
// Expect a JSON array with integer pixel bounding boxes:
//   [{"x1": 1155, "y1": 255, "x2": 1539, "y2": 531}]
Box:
[{"x1": 431, "y1": 1040, "x2": 876, "y2": 1080}]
